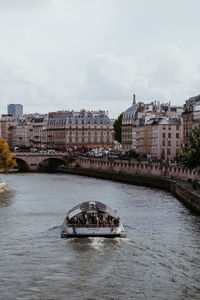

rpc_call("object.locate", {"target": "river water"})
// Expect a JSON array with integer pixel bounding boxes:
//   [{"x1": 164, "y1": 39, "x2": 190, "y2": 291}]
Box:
[{"x1": 0, "y1": 173, "x2": 199, "y2": 300}]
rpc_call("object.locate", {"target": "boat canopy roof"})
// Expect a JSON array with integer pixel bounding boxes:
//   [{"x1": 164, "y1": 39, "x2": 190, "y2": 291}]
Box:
[{"x1": 67, "y1": 201, "x2": 119, "y2": 219}]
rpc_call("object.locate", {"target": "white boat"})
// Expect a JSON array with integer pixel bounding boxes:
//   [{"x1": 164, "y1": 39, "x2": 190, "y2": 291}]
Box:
[{"x1": 61, "y1": 201, "x2": 126, "y2": 238}]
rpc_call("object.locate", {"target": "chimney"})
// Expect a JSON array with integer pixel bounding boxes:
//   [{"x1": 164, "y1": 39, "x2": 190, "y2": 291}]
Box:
[{"x1": 133, "y1": 94, "x2": 136, "y2": 105}]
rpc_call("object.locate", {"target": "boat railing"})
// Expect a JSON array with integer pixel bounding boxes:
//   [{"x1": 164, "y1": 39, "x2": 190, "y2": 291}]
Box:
[{"x1": 67, "y1": 224, "x2": 120, "y2": 228}]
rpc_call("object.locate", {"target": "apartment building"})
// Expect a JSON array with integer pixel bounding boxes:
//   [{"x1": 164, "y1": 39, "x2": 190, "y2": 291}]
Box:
[
  {"x1": 46, "y1": 110, "x2": 114, "y2": 149},
  {"x1": 121, "y1": 97, "x2": 183, "y2": 161},
  {"x1": 151, "y1": 119, "x2": 182, "y2": 161},
  {"x1": 0, "y1": 114, "x2": 17, "y2": 142},
  {"x1": 182, "y1": 95, "x2": 200, "y2": 147}
]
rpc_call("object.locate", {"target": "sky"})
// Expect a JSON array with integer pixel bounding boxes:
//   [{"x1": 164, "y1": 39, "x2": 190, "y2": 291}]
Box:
[{"x1": 0, "y1": 0, "x2": 200, "y2": 118}]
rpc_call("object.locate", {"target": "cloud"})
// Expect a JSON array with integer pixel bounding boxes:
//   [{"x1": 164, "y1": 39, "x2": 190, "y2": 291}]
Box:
[
  {"x1": 86, "y1": 44, "x2": 200, "y2": 106},
  {"x1": 0, "y1": 0, "x2": 51, "y2": 11},
  {"x1": 0, "y1": 44, "x2": 200, "y2": 117}
]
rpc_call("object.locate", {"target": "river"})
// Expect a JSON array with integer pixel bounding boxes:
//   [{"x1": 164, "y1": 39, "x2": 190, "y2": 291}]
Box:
[{"x1": 0, "y1": 173, "x2": 200, "y2": 300}]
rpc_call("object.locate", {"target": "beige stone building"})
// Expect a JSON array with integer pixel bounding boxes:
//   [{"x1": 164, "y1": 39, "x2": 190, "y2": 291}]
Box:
[
  {"x1": 1, "y1": 110, "x2": 114, "y2": 150},
  {"x1": 121, "y1": 95, "x2": 140, "y2": 151},
  {"x1": 45, "y1": 110, "x2": 114, "y2": 149},
  {"x1": 137, "y1": 124, "x2": 153, "y2": 157},
  {"x1": 8, "y1": 122, "x2": 30, "y2": 148},
  {"x1": 182, "y1": 95, "x2": 200, "y2": 147},
  {"x1": 151, "y1": 119, "x2": 182, "y2": 161},
  {"x1": 0, "y1": 114, "x2": 17, "y2": 142}
]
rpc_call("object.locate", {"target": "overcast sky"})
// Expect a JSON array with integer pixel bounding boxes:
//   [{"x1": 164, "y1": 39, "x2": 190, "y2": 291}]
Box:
[{"x1": 0, "y1": 0, "x2": 200, "y2": 118}]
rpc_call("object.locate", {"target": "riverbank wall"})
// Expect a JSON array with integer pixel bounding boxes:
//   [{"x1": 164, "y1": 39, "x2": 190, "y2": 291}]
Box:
[
  {"x1": 65, "y1": 157, "x2": 200, "y2": 214},
  {"x1": 0, "y1": 179, "x2": 10, "y2": 194}
]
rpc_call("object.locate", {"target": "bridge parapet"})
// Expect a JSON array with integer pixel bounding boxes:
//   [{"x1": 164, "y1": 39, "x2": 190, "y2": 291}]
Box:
[{"x1": 13, "y1": 152, "x2": 73, "y2": 171}]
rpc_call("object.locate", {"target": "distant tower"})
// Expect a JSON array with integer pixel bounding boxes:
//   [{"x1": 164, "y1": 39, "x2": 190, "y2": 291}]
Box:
[
  {"x1": 7, "y1": 104, "x2": 23, "y2": 118},
  {"x1": 132, "y1": 94, "x2": 136, "y2": 105}
]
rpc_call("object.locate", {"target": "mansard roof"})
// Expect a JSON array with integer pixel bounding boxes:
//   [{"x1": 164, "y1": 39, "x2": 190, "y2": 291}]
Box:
[
  {"x1": 47, "y1": 110, "x2": 111, "y2": 125},
  {"x1": 123, "y1": 103, "x2": 139, "y2": 119},
  {"x1": 186, "y1": 95, "x2": 200, "y2": 106},
  {"x1": 159, "y1": 118, "x2": 181, "y2": 125}
]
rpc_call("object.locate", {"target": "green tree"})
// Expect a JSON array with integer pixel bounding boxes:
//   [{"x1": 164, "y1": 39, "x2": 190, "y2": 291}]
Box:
[
  {"x1": 113, "y1": 112, "x2": 124, "y2": 143},
  {"x1": 180, "y1": 125, "x2": 200, "y2": 170},
  {"x1": 0, "y1": 138, "x2": 16, "y2": 173}
]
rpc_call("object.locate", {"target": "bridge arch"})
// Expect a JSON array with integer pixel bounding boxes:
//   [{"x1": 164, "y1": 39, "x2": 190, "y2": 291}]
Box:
[
  {"x1": 13, "y1": 153, "x2": 77, "y2": 171},
  {"x1": 14, "y1": 158, "x2": 30, "y2": 172},
  {"x1": 39, "y1": 157, "x2": 67, "y2": 172}
]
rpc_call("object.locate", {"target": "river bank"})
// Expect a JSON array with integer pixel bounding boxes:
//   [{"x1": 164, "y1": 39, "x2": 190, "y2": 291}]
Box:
[
  {"x1": 64, "y1": 167, "x2": 200, "y2": 215},
  {"x1": 0, "y1": 179, "x2": 10, "y2": 194}
]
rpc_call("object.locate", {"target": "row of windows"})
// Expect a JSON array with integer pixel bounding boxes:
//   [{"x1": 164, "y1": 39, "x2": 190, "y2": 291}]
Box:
[
  {"x1": 163, "y1": 125, "x2": 180, "y2": 131},
  {"x1": 48, "y1": 131, "x2": 111, "y2": 137},
  {"x1": 162, "y1": 133, "x2": 179, "y2": 138},
  {"x1": 161, "y1": 148, "x2": 180, "y2": 155},
  {"x1": 67, "y1": 137, "x2": 111, "y2": 143},
  {"x1": 162, "y1": 140, "x2": 180, "y2": 146},
  {"x1": 49, "y1": 120, "x2": 110, "y2": 125},
  {"x1": 47, "y1": 125, "x2": 111, "y2": 130}
]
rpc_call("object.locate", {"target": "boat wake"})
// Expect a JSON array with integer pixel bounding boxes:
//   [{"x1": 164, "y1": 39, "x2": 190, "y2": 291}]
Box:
[
  {"x1": 123, "y1": 224, "x2": 134, "y2": 230},
  {"x1": 47, "y1": 225, "x2": 62, "y2": 238}
]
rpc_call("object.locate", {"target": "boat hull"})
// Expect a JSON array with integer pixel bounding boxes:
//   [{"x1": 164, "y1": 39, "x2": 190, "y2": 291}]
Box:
[
  {"x1": 61, "y1": 233, "x2": 123, "y2": 238},
  {"x1": 61, "y1": 224, "x2": 126, "y2": 238}
]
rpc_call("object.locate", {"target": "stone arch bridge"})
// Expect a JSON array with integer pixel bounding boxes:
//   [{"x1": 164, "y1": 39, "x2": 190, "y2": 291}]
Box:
[{"x1": 13, "y1": 153, "x2": 77, "y2": 171}]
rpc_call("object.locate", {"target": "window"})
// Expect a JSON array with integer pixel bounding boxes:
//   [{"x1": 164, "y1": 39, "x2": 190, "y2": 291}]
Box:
[
  {"x1": 167, "y1": 148, "x2": 171, "y2": 154},
  {"x1": 168, "y1": 141, "x2": 171, "y2": 146},
  {"x1": 162, "y1": 141, "x2": 165, "y2": 146},
  {"x1": 162, "y1": 133, "x2": 165, "y2": 138},
  {"x1": 176, "y1": 133, "x2": 179, "y2": 138},
  {"x1": 168, "y1": 133, "x2": 171, "y2": 138},
  {"x1": 176, "y1": 125, "x2": 179, "y2": 131}
]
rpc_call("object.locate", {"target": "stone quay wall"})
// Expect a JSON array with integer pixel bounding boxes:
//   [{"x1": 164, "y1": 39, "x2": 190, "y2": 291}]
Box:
[
  {"x1": 0, "y1": 179, "x2": 10, "y2": 194},
  {"x1": 77, "y1": 157, "x2": 199, "y2": 182},
  {"x1": 66, "y1": 157, "x2": 200, "y2": 214}
]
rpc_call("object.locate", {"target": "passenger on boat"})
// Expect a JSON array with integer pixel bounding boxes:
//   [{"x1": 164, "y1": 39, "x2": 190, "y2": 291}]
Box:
[{"x1": 67, "y1": 214, "x2": 120, "y2": 227}]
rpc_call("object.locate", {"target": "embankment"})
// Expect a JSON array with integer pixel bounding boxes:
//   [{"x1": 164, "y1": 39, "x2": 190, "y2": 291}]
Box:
[
  {"x1": 65, "y1": 167, "x2": 200, "y2": 215},
  {"x1": 0, "y1": 179, "x2": 10, "y2": 194}
]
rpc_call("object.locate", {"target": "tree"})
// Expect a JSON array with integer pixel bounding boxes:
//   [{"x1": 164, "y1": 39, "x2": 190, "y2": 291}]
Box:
[
  {"x1": 180, "y1": 125, "x2": 200, "y2": 170},
  {"x1": 113, "y1": 112, "x2": 124, "y2": 143},
  {"x1": 0, "y1": 138, "x2": 16, "y2": 173}
]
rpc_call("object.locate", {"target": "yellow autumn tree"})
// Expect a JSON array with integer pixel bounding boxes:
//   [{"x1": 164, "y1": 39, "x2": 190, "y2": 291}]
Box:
[{"x1": 0, "y1": 138, "x2": 16, "y2": 173}]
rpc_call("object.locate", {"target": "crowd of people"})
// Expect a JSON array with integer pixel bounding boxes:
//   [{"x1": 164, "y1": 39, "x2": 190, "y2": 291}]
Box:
[{"x1": 66, "y1": 213, "x2": 120, "y2": 227}]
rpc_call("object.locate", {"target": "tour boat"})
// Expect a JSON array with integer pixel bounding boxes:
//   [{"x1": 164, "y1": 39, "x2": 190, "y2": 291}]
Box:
[{"x1": 61, "y1": 201, "x2": 126, "y2": 238}]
